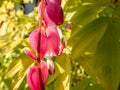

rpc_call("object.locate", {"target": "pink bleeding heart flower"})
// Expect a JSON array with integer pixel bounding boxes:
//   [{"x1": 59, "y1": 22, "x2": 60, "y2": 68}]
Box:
[
  {"x1": 38, "y1": 2, "x2": 55, "y2": 27},
  {"x1": 45, "y1": 3, "x2": 63, "y2": 25},
  {"x1": 38, "y1": 1, "x2": 63, "y2": 26},
  {"x1": 43, "y1": 25, "x2": 65, "y2": 57},
  {"x1": 29, "y1": 28, "x2": 48, "y2": 60},
  {"x1": 44, "y1": 25, "x2": 65, "y2": 74},
  {"x1": 25, "y1": 28, "x2": 48, "y2": 60},
  {"x1": 45, "y1": 25, "x2": 60, "y2": 56},
  {"x1": 25, "y1": 25, "x2": 65, "y2": 61},
  {"x1": 25, "y1": 25, "x2": 65, "y2": 75},
  {"x1": 27, "y1": 61, "x2": 48, "y2": 90},
  {"x1": 26, "y1": 0, "x2": 65, "y2": 89}
]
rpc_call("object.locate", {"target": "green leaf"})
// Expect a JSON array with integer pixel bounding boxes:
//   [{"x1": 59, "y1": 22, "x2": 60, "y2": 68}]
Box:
[
  {"x1": 71, "y1": 79, "x2": 90, "y2": 90},
  {"x1": 54, "y1": 54, "x2": 71, "y2": 90},
  {"x1": 71, "y1": 78, "x2": 104, "y2": 90},
  {"x1": 6, "y1": 53, "x2": 33, "y2": 90},
  {"x1": 71, "y1": 17, "x2": 108, "y2": 88},
  {"x1": 71, "y1": 17, "x2": 120, "y2": 90},
  {"x1": 67, "y1": 4, "x2": 108, "y2": 46},
  {"x1": 92, "y1": 20, "x2": 120, "y2": 90},
  {"x1": 71, "y1": 17, "x2": 109, "y2": 55},
  {"x1": 46, "y1": 54, "x2": 71, "y2": 90}
]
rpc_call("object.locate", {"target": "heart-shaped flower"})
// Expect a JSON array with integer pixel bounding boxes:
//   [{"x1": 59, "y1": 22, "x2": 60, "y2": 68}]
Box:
[
  {"x1": 25, "y1": 25, "x2": 65, "y2": 61},
  {"x1": 27, "y1": 61, "x2": 48, "y2": 90},
  {"x1": 45, "y1": 2, "x2": 63, "y2": 25},
  {"x1": 26, "y1": 0, "x2": 65, "y2": 89},
  {"x1": 38, "y1": 1, "x2": 63, "y2": 26}
]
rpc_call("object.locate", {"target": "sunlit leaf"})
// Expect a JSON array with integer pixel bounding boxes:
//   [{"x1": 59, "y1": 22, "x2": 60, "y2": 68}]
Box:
[
  {"x1": 70, "y1": 17, "x2": 109, "y2": 51},
  {"x1": 46, "y1": 54, "x2": 71, "y2": 90},
  {"x1": 71, "y1": 17, "x2": 120, "y2": 90},
  {"x1": 54, "y1": 54, "x2": 71, "y2": 90},
  {"x1": 6, "y1": 53, "x2": 33, "y2": 89}
]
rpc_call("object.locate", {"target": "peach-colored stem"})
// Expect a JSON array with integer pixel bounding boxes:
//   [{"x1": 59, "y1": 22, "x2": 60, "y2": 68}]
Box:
[{"x1": 39, "y1": 0, "x2": 44, "y2": 29}]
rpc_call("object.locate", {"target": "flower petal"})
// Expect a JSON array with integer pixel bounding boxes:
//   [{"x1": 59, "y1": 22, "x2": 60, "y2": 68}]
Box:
[
  {"x1": 46, "y1": 26, "x2": 60, "y2": 56},
  {"x1": 39, "y1": 61, "x2": 49, "y2": 85},
  {"x1": 27, "y1": 63, "x2": 48, "y2": 90},
  {"x1": 39, "y1": 30, "x2": 48, "y2": 59},
  {"x1": 29, "y1": 28, "x2": 48, "y2": 59},
  {"x1": 44, "y1": 8, "x2": 55, "y2": 27},
  {"x1": 47, "y1": 0, "x2": 61, "y2": 5},
  {"x1": 29, "y1": 29, "x2": 39, "y2": 53},
  {"x1": 47, "y1": 58, "x2": 55, "y2": 75},
  {"x1": 25, "y1": 49, "x2": 37, "y2": 60},
  {"x1": 45, "y1": 3, "x2": 63, "y2": 25},
  {"x1": 27, "y1": 66, "x2": 42, "y2": 90}
]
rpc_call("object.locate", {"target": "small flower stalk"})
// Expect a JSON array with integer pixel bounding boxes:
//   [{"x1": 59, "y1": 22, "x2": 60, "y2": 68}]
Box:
[{"x1": 25, "y1": 0, "x2": 64, "y2": 90}]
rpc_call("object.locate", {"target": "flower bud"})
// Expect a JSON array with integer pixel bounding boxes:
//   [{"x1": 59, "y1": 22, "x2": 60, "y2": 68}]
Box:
[
  {"x1": 27, "y1": 66, "x2": 42, "y2": 90},
  {"x1": 27, "y1": 62, "x2": 48, "y2": 90},
  {"x1": 38, "y1": 1, "x2": 63, "y2": 26},
  {"x1": 47, "y1": 58, "x2": 55, "y2": 75},
  {"x1": 45, "y1": 3, "x2": 63, "y2": 25}
]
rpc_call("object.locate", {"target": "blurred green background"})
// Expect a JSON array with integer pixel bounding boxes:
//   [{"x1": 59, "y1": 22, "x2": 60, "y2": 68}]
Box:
[{"x1": 0, "y1": 0, "x2": 120, "y2": 90}]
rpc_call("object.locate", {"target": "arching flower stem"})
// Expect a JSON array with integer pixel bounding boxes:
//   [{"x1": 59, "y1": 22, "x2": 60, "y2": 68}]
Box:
[
  {"x1": 37, "y1": 0, "x2": 45, "y2": 63},
  {"x1": 39, "y1": 0, "x2": 44, "y2": 29}
]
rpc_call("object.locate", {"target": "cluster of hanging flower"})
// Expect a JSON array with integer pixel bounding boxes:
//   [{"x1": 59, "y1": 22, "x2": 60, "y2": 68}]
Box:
[{"x1": 25, "y1": 0, "x2": 64, "y2": 90}]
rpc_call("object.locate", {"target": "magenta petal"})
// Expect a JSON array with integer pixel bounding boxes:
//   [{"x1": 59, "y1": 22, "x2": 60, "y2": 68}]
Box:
[
  {"x1": 39, "y1": 30, "x2": 48, "y2": 59},
  {"x1": 39, "y1": 61, "x2": 49, "y2": 85},
  {"x1": 38, "y1": 2, "x2": 52, "y2": 27},
  {"x1": 25, "y1": 49, "x2": 37, "y2": 60},
  {"x1": 27, "y1": 66, "x2": 42, "y2": 90},
  {"x1": 45, "y1": 3, "x2": 63, "y2": 25},
  {"x1": 27, "y1": 63, "x2": 48, "y2": 90},
  {"x1": 46, "y1": 26, "x2": 60, "y2": 56},
  {"x1": 54, "y1": 0, "x2": 62, "y2": 5},
  {"x1": 44, "y1": 8, "x2": 55, "y2": 27},
  {"x1": 29, "y1": 29, "x2": 39, "y2": 53},
  {"x1": 29, "y1": 28, "x2": 48, "y2": 59},
  {"x1": 46, "y1": 0, "x2": 62, "y2": 5}
]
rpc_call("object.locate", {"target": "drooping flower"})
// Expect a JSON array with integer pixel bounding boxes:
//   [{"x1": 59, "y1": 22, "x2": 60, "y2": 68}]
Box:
[
  {"x1": 25, "y1": 25, "x2": 65, "y2": 61},
  {"x1": 46, "y1": 3, "x2": 63, "y2": 25},
  {"x1": 29, "y1": 28, "x2": 48, "y2": 60},
  {"x1": 25, "y1": 25, "x2": 65, "y2": 75},
  {"x1": 25, "y1": 29, "x2": 47, "y2": 60},
  {"x1": 38, "y1": 0, "x2": 63, "y2": 26},
  {"x1": 27, "y1": 61, "x2": 48, "y2": 90},
  {"x1": 26, "y1": 0, "x2": 65, "y2": 89},
  {"x1": 43, "y1": 25, "x2": 65, "y2": 74}
]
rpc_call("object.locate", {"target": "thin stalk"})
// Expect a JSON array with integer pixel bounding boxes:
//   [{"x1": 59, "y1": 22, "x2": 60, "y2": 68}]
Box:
[
  {"x1": 39, "y1": 0, "x2": 44, "y2": 29},
  {"x1": 37, "y1": 0, "x2": 44, "y2": 63}
]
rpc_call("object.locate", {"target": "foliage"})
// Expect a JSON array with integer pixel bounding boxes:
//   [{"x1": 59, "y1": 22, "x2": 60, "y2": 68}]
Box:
[{"x1": 0, "y1": 0, "x2": 120, "y2": 90}]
